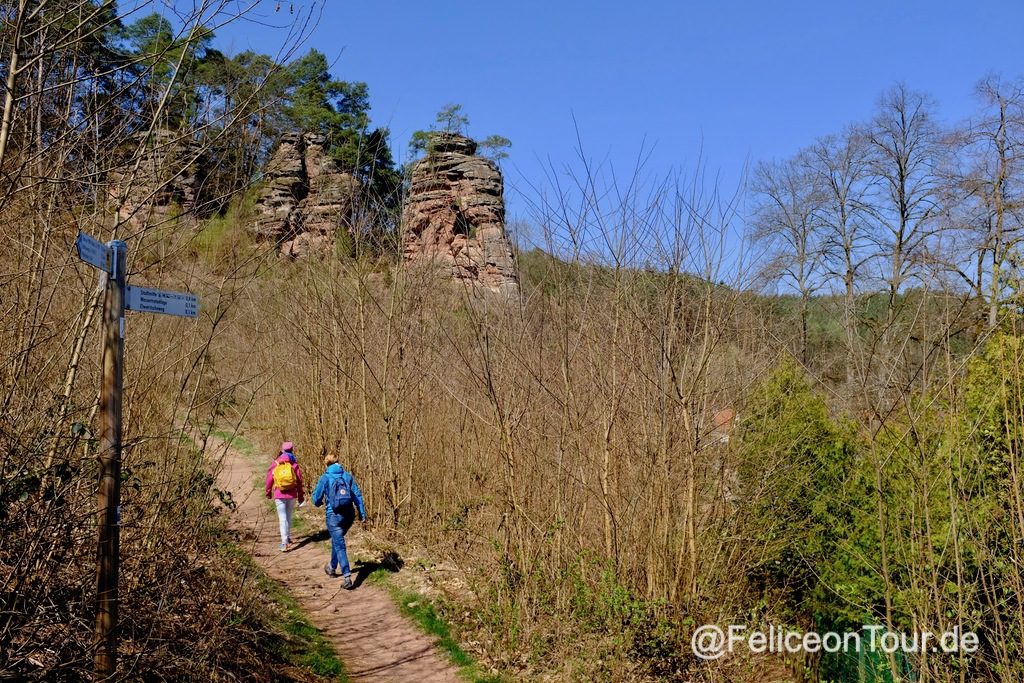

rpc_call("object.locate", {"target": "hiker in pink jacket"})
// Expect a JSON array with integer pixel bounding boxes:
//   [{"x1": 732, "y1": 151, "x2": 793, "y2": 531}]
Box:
[{"x1": 265, "y1": 441, "x2": 305, "y2": 551}]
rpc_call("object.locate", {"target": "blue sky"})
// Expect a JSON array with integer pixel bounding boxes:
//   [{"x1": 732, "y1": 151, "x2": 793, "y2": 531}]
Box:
[{"x1": 214, "y1": 0, "x2": 1023, "y2": 247}]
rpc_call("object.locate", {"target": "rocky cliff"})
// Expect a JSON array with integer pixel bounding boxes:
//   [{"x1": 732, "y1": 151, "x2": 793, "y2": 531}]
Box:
[
  {"x1": 402, "y1": 132, "x2": 519, "y2": 294},
  {"x1": 108, "y1": 129, "x2": 206, "y2": 227},
  {"x1": 252, "y1": 132, "x2": 359, "y2": 257}
]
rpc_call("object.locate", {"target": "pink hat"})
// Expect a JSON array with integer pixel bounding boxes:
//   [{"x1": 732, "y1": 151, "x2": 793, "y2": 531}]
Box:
[{"x1": 281, "y1": 441, "x2": 294, "y2": 452}]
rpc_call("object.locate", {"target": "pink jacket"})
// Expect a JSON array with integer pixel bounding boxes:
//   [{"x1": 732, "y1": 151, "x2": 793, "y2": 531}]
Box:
[{"x1": 265, "y1": 454, "x2": 304, "y2": 502}]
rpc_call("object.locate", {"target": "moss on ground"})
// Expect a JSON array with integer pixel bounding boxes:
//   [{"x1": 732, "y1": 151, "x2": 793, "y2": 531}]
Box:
[
  {"x1": 366, "y1": 568, "x2": 506, "y2": 683},
  {"x1": 221, "y1": 541, "x2": 349, "y2": 682},
  {"x1": 214, "y1": 429, "x2": 256, "y2": 457}
]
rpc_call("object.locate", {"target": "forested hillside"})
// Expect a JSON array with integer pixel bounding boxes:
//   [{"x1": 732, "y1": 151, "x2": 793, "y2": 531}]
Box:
[{"x1": 1, "y1": 2, "x2": 1023, "y2": 682}]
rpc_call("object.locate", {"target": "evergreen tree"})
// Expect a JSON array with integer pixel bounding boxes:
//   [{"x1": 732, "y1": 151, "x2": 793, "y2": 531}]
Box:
[
  {"x1": 123, "y1": 12, "x2": 215, "y2": 128},
  {"x1": 281, "y1": 49, "x2": 399, "y2": 205},
  {"x1": 736, "y1": 357, "x2": 861, "y2": 628},
  {"x1": 408, "y1": 103, "x2": 511, "y2": 163}
]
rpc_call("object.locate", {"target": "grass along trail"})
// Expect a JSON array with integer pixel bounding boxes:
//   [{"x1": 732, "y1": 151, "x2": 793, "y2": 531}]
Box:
[{"x1": 213, "y1": 433, "x2": 461, "y2": 682}]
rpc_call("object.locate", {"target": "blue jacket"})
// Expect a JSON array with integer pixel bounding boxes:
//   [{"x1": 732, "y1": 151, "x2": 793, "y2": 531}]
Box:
[{"x1": 312, "y1": 463, "x2": 367, "y2": 520}]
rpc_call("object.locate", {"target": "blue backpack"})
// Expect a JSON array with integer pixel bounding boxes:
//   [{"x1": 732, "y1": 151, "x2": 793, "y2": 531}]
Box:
[{"x1": 327, "y1": 472, "x2": 353, "y2": 511}]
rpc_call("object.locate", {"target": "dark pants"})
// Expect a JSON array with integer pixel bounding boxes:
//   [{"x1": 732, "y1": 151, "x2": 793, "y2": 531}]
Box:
[{"x1": 326, "y1": 506, "x2": 355, "y2": 576}]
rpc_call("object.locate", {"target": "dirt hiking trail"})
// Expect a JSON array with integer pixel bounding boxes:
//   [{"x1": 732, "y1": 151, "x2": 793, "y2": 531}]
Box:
[{"x1": 216, "y1": 439, "x2": 460, "y2": 682}]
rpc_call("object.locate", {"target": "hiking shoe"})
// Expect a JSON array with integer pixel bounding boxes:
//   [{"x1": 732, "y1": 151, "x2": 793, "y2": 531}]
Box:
[
  {"x1": 342, "y1": 576, "x2": 354, "y2": 590},
  {"x1": 279, "y1": 543, "x2": 287, "y2": 552},
  {"x1": 324, "y1": 564, "x2": 339, "y2": 578}
]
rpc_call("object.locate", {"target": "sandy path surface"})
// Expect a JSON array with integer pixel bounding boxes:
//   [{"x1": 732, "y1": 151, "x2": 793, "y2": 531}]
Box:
[{"x1": 216, "y1": 441, "x2": 460, "y2": 682}]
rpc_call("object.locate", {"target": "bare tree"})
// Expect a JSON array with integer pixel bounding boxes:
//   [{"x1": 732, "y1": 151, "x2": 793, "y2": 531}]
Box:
[
  {"x1": 751, "y1": 151, "x2": 827, "y2": 364},
  {"x1": 862, "y1": 84, "x2": 948, "y2": 329},
  {"x1": 809, "y1": 129, "x2": 872, "y2": 386},
  {"x1": 960, "y1": 76, "x2": 1024, "y2": 328}
]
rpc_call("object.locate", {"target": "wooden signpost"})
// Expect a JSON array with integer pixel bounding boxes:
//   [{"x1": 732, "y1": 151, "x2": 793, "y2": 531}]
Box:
[{"x1": 76, "y1": 232, "x2": 199, "y2": 676}]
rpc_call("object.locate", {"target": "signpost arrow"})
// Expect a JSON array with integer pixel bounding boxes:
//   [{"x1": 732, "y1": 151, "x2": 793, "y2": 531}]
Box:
[
  {"x1": 76, "y1": 231, "x2": 110, "y2": 272},
  {"x1": 125, "y1": 285, "x2": 199, "y2": 318}
]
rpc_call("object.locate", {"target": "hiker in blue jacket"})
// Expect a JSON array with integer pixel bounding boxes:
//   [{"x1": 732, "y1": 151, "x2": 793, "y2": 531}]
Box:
[{"x1": 312, "y1": 453, "x2": 367, "y2": 589}]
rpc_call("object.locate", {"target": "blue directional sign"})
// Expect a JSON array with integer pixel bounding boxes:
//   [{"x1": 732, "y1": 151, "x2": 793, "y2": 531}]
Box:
[
  {"x1": 76, "y1": 232, "x2": 110, "y2": 272},
  {"x1": 125, "y1": 285, "x2": 199, "y2": 319}
]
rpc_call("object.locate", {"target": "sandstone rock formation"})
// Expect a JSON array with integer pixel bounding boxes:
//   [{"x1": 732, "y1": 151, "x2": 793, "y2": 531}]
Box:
[
  {"x1": 252, "y1": 131, "x2": 306, "y2": 241},
  {"x1": 402, "y1": 132, "x2": 519, "y2": 294},
  {"x1": 252, "y1": 132, "x2": 359, "y2": 257},
  {"x1": 108, "y1": 129, "x2": 206, "y2": 227}
]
